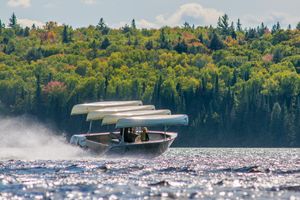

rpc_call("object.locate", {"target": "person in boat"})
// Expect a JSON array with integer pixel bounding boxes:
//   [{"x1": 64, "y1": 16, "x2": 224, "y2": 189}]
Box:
[
  {"x1": 141, "y1": 127, "x2": 149, "y2": 142},
  {"x1": 121, "y1": 127, "x2": 138, "y2": 143}
]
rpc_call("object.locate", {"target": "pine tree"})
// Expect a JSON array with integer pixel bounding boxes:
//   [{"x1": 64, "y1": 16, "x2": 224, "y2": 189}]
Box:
[
  {"x1": 23, "y1": 26, "x2": 30, "y2": 37},
  {"x1": 245, "y1": 28, "x2": 258, "y2": 40},
  {"x1": 97, "y1": 18, "x2": 106, "y2": 30},
  {"x1": 127, "y1": 36, "x2": 132, "y2": 45},
  {"x1": 145, "y1": 40, "x2": 153, "y2": 50},
  {"x1": 122, "y1": 24, "x2": 131, "y2": 34},
  {"x1": 236, "y1": 18, "x2": 242, "y2": 32},
  {"x1": 174, "y1": 37, "x2": 188, "y2": 53},
  {"x1": 0, "y1": 19, "x2": 4, "y2": 34},
  {"x1": 97, "y1": 18, "x2": 110, "y2": 34},
  {"x1": 183, "y1": 22, "x2": 191, "y2": 29},
  {"x1": 198, "y1": 33, "x2": 204, "y2": 43},
  {"x1": 4, "y1": 40, "x2": 15, "y2": 54},
  {"x1": 273, "y1": 48, "x2": 283, "y2": 63},
  {"x1": 134, "y1": 37, "x2": 139, "y2": 46},
  {"x1": 296, "y1": 22, "x2": 300, "y2": 30},
  {"x1": 217, "y1": 14, "x2": 230, "y2": 35},
  {"x1": 62, "y1": 25, "x2": 70, "y2": 43},
  {"x1": 258, "y1": 22, "x2": 266, "y2": 36},
  {"x1": 89, "y1": 40, "x2": 97, "y2": 59},
  {"x1": 9, "y1": 13, "x2": 17, "y2": 28},
  {"x1": 100, "y1": 37, "x2": 110, "y2": 49},
  {"x1": 35, "y1": 74, "x2": 43, "y2": 116},
  {"x1": 131, "y1": 19, "x2": 136, "y2": 29},
  {"x1": 230, "y1": 22, "x2": 237, "y2": 39},
  {"x1": 276, "y1": 21, "x2": 281, "y2": 30},
  {"x1": 209, "y1": 31, "x2": 223, "y2": 50},
  {"x1": 159, "y1": 28, "x2": 171, "y2": 49},
  {"x1": 271, "y1": 24, "x2": 277, "y2": 34},
  {"x1": 25, "y1": 47, "x2": 43, "y2": 62},
  {"x1": 270, "y1": 102, "x2": 283, "y2": 144}
]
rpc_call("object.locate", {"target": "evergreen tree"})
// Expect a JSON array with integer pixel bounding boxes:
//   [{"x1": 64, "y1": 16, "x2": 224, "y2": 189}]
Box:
[
  {"x1": 122, "y1": 24, "x2": 131, "y2": 34},
  {"x1": 145, "y1": 40, "x2": 153, "y2": 50},
  {"x1": 4, "y1": 40, "x2": 15, "y2": 54},
  {"x1": 198, "y1": 33, "x2": 204, "y2": 43},
  {"x1": 25, "y1": 47, "x2": 43, "y2": 62},
  {"x1": 276, "y1": 21, "x2": 281, "y2": 30},
  {"x1": 230, "y1": 22, "x2": 237, "y2": 39},
  {"x1": 183, "y1": 22, "x2": 191, "y2": 29},
  {"x1": 131, "y1": 19, "x2": 136, "y2": 29},
  {"x1": 231, "y1": 69, "x2": 237, "y2": 86},
  {"x1": 97, "y1": 18, "x2": 110, "y2": 34},
  {"x1": 9, "y1": 13, "x2": 17, "y2": 28},
  {"x1": 62, "y1": 25, "x2": 71, "y2": 43},
  {"x1": 174, "y1": 38, "x2": 188, "y2": 53},
  {"x1": 32, "y1": 23, "x2": 36, "y2": 30},
  {"x1": 209, "y1": 31, "x2": 223, "y2": 50},
  {"x1": 34, "y1": 74, "x2": 43, "y2": 116},
  {"x1": 152, "y1": 76, "x2": 162, "y2": 106},
  {"x1": 23, "y1": 26, "x2": 30, "y2": 37},
  {"x1": 100, "y1": 37, "x2": 110, "y2": 49},
  {"x1": 134, "y1": 37, "x2": 139, "y2": 46},
  {"x1": 245, "y1": 28, "x2": 258, "y2": 40},
  {"x1": 127, "y1": 36, "x2": 132, "y2": 45},
  {"x1": 236, "y1": 18, "x2": 242, "y2": 32},
  {"x1": 258, "y1": 22, "x2": 266, "y2": 36},
  {"x1": 270, "y1": 102, "x2": 282, "y2": 143},
  {"x1": 287, "y1": 24, "x2": 292, "y2": 30},
  {"x1": 273, "y1": 48, "x2": 283, "y2": 63},
  {"x1": 0, "y1": 19, "x2": 4, "y2": 34},
  {"x1": 97, "y1": 18, "x2": 106, "y2": 30},
  {"x1": 89, "y1": 40, "x2": 98, "y2": 59},
  {"x1": 217, "y1": 14, "x2": 230, "y2": 35},
  {"x1": 159, "y1": 28, "x2": 171, "y2": 49},
  {"x1": 296, "y1": 22, "x2": 300, "y2": 30},
  {"x1": 271, "y1": 22, "x2": 281, "y2": 34},
  {"x1": 271, "y1": 24, "x2": 277, "y2": 34}
]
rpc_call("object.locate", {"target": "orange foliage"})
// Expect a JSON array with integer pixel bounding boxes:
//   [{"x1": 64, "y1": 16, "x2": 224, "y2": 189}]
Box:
[
  {"x1": 262, "y1": 54, "x2": 273, "y2": 63},
  {"x1": 182, "y1": 32, "x2": 195, "y2": 40},
  {"x1": 40, "y1": 31, "x2": 56, "y2": 43},
  {"x1": 224, "y1": 36, "x2": 238, "y2": 47}
]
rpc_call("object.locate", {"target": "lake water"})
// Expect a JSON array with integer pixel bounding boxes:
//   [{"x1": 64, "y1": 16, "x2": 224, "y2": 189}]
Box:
[{"x1": 0, "y1": 148, "x2": 299, "y2": 199}]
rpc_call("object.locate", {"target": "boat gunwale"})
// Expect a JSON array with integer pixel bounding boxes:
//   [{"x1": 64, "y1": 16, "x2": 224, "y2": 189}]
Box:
[{"x1": 84, "y1": 131, "x2": 177, "y2": 146}]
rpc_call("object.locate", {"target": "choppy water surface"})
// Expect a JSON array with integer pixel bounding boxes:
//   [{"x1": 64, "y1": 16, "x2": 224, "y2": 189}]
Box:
[{"x1": 0, "y1": 148, "x2": 299, "y2": 199}]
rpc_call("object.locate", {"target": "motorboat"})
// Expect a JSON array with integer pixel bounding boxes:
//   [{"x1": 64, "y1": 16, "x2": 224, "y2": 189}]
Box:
[{"x1": 70, "y1": 101, "x2": 188, "y2": 157}]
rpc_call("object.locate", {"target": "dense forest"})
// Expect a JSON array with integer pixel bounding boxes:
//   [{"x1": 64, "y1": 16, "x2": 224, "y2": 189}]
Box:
[{"x1": 1, "y1": 13, "x2": 300, "y2": 147}]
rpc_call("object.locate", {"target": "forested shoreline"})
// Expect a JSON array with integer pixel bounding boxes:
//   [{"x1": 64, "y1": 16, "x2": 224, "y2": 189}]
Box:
[{"x1": 1, "y1": 13, "x2": 300, "y2": 147}]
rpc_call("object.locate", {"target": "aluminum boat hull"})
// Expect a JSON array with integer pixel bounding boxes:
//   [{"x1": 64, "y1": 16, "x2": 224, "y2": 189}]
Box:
[{"x1": 71, "y1": 131, "x2": 177, "y2": 158}]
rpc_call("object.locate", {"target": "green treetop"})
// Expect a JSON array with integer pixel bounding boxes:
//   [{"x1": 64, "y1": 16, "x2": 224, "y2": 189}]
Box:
[
  {"x1": 9, "y1": 13, "x2": 17, "y2": 28},
  {"x1": 217, "y1": 14, "x2": 230, "y2": 35}
]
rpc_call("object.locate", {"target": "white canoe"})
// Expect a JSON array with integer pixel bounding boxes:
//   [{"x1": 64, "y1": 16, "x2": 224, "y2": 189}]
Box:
[
  {"x1": 101, "y1": 109, "x2": 171, "y2": 125},
  {"x1": 115, "y1": 114, "x2": 189, "y2": 128},
  {"x1": 86, "y1": 105, "x2": 155, "y2": 121},
  {"x1": 71, "y1": 101, "x2": 142, "y2": 115}
]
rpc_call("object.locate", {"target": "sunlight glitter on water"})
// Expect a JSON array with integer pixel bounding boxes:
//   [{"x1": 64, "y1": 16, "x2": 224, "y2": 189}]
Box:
[{"x1": 0, "y1": 148, "x2": 299, "y2": 199}]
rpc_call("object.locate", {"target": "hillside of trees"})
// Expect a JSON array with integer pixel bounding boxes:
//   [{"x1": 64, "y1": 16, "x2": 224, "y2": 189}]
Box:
[{"x1": 1, "y1": 13, "x2": 300, "y2": 147}]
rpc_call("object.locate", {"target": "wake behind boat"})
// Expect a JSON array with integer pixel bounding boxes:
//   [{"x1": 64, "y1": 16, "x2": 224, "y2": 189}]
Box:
[{"x1": 70, "y1": 101, "x2": 188, "y2": 157}]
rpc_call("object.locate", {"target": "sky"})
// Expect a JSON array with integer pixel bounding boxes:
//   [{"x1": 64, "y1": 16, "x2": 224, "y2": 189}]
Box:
[{"x1": 1, "y1": 0, "x2": 300, "y2": 29}]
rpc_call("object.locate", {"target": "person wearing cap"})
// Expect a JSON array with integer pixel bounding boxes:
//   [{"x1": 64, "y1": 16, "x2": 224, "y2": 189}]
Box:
[{"x1": 141, "y1": 127, "x2": 149, "y2": 142}]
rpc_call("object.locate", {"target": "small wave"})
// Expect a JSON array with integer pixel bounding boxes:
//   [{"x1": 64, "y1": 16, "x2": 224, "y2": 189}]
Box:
[
  {"x1": 213, "y1": 165, "x2": 270, "y2": 173},
  {"x1": 270, "y1": 185, "x2": 300, "y2": 192}
]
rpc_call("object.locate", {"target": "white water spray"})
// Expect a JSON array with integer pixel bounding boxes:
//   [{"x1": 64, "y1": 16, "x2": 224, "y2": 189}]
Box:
[{"x1": 0, "y1": 116, "x2": 91, "y2": 160}]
